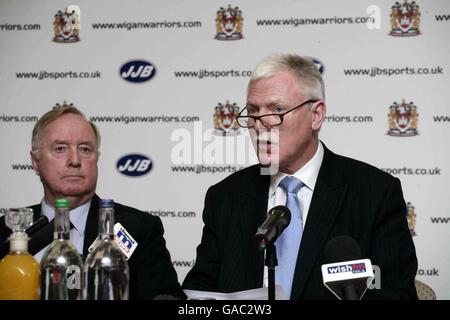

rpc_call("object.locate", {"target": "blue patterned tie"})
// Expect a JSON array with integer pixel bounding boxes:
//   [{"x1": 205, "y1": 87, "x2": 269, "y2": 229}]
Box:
[{"x1": 275, "y1": 176, "x2": 304, "y2": 299}]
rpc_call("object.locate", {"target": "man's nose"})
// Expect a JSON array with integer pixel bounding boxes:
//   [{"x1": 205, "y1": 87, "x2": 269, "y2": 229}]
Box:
[
  {"x1": 68, "y1": 149, "x2": 81, "y2": 167},
  {"x1": 253, "y1": 118, "x2": 271, "y2": 132}
]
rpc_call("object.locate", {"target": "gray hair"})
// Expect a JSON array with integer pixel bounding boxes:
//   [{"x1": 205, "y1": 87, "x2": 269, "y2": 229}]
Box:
[
  {"x1": 248, "y1": 53, "x2": 325, "y2": 101},
  {"x1": 31, "y1": 103, "x2": 101, "y2": 159}
]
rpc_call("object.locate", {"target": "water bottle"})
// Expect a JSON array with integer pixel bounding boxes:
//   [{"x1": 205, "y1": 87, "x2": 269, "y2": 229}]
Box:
[
  {"x1": 81, "y1": 199, "x2": 129, "y2": 300},
  {"x1": 40, "y1": 199, "x2": 83, "y2": 300}
]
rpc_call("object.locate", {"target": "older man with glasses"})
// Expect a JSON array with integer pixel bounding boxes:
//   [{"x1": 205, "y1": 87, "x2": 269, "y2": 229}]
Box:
[{"x1": 183, "y1": 53, "x2": 418, "y2": 300}]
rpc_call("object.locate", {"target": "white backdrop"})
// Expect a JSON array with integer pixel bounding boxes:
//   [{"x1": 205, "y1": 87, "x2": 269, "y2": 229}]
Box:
[{"x1": 0, "y1": 0, "x2": 449, "y2": 299}]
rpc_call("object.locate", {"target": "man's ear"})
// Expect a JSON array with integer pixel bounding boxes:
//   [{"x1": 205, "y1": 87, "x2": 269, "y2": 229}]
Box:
[
  {"x1": 311, "y1": 101, "x2": 327, "y2": 131},
  {"x1": 30, "y1": 150, "x2": 40, "y2": 176}
]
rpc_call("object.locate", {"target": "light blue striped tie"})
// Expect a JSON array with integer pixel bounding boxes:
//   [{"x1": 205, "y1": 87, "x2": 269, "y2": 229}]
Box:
[{"x1": 275, "y1": 176, "x2": 304, "y2": 299}]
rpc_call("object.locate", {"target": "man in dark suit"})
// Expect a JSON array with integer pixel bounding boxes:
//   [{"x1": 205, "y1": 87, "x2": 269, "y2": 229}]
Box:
[
  {"x1": 0, "y1": 103, "x2": 184, "y2": 300},
  {"x1": 182, "y1": 53, "x2": 418, "y2": 299}
]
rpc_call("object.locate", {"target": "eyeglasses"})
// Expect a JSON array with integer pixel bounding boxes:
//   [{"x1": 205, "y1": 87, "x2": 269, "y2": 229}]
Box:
[{"x1": 236, "y1": 99, "x2": 318, "y2": 128}]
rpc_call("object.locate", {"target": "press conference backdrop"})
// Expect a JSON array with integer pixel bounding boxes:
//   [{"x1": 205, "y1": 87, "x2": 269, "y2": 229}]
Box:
[{"x1": 0, "y1": 0, "x2": 449, "y2": 299}]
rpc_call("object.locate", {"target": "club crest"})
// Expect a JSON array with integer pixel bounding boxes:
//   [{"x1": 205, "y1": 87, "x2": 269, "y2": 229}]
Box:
[
  {"x1": 53, "y1": 6, "x2": 81, "y2": 43},
  {"x1": 215, "y1": 5, "x2": 243, "y2": 40},
  {"x1": 53, "y1": 101, "x2": 74, "y2": 110},
  {"x1": 213, "y1": 101, "x2": 241, "y2": 136},
  {"x1": 406, "y1": 202, "x2": 417, "y2": 236},
  {"x1": 389, "y1": 1, "x2": 421, "y2": 37},
  {"x1": 387, "y1": 99, "x2": 419, "y2": 136}
]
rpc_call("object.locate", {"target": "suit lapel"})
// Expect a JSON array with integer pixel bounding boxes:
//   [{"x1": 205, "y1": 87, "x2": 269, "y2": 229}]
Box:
[
  {"x1": 83, "y1": 194, "x2": 100, "y2": 257},
  {"x1": 290, "y1": 145, "x2": 348, "y2": 299},
  {"x1": 238, "y1": 166, "x2": 270, "y2": 289}
]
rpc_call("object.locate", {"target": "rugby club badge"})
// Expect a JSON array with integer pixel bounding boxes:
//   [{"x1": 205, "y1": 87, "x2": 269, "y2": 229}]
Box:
[
  {"x1": 215, "y1": 5, "x2": 243, "y2": 40},
  {"x1": 406, "y1": 202, "x2": 417, "y2": 236},
  {"x1": 53, "y1": 6, "x2": 81, "y2": 43},
  {"x1": 387, "y1": 99, "x2": 419, "y2": 136},
  {"x1": 389, "y1": 1, "x2": 421, "y2": 37},
  {"x1": 213, "y1": 101, "x2": 241, "y2": 136}
]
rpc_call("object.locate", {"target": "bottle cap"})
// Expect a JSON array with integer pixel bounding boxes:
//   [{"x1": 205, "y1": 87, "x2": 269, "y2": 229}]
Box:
[
  {"x1": 9, "y1": 236, "x2": 29, "y2": 253},
  {"x1": 99, "y1": 199, "x2": 114, "y2": 208},
  {"x1": 55, "y1": 199, "x2": 70, "y2": 208}
]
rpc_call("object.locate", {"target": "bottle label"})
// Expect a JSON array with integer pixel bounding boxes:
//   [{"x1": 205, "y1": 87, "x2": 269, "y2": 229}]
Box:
[
  {"x1": 88, "y1": 223, "x2": 138, "y2": 261},
  {"x1": 113, "y1": 223, "x2": 138, "y2": 260}
]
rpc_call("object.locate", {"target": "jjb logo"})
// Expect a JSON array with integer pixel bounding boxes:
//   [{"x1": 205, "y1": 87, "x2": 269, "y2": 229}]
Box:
[
  {"x1": 117, "y1": 154, "x2": 153, "y2": 177},
  {"x1": 307, "y1": 57, "x2": 325, "y2": 75},
  {"x1": 120, "y1": 60, "x2": 156, "y2": 83}
]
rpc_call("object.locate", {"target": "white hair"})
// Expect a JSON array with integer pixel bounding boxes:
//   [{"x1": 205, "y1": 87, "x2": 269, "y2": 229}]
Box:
[
  {"x1": 248, "y1": 53, "x2": 325, "y2": 101},
  {"x1": 31, "y1": 103, "x2": 100, "y2": 160}
]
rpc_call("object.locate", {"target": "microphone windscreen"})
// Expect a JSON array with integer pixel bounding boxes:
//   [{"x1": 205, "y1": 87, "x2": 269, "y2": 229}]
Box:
[{"x1": 324, "y1": 235, "x2": 361, "y2": 263}]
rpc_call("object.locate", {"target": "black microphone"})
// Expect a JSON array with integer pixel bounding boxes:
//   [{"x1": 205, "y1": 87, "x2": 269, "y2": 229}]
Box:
[
  {"x1": 321, "y1": 235, "x2": 374, "y2": 300},
  {"x1": 0, "y1": 215, "x2": 49, "y2": 259},
  {"x1": 27, "y1": 217, "x2": 54, "y2": 255},
  {"x1": 324, "y1": 235, "x2": 361, "y2": 264},
  {"x1": 26, "y1": 216, "x2": 49, "y2": 235},
  {"x1": 254, "y1": 205, "x2": 291, "y2": 251}
]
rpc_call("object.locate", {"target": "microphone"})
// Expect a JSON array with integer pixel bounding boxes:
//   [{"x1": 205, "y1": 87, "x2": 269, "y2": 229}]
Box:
[
  {"x1": 254, "y1": 205, "x2": 291, "y2": 251},
  {"x1": 0, "y1": 215, "x2": 49, "y2": 259},
  {"x1": 321, "y1": 235, "x2": 374, "y2": 300},
  {"x1": 26, "y1": 216, "x2": 49, "y2": 235}
]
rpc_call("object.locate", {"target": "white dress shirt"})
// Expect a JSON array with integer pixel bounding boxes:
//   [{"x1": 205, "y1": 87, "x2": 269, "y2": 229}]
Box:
[
  {"x1": 263, "y1": 141, "x2": 324, "y2": 288},
  {"x1": 33, "y1": 199, "x2": 91, "y2": 263}
]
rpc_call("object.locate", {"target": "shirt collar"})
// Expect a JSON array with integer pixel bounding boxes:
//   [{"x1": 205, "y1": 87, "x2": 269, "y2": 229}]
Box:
[
  {"x1": 269, "y1": 141, "x2": 324, "y2": 196},
  {"x1": 41, "y1": 198, "x2": 91, "y2": 236}
]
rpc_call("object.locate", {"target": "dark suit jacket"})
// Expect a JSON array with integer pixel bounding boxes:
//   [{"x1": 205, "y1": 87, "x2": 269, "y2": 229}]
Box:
[
  {"x1": 182, "y1": 144, "x2": 418, "y2": 299},
  {"x1": 0, "y1": 194, "x2": 185, "y2": 300}
]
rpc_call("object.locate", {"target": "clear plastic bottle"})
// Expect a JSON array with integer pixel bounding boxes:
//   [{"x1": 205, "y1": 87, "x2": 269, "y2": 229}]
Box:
[
  {"x1": 0, "y1": 208, "x2": 39, "y2": 300},
  {"x1": 39, "y1": 199, "x2": 83, "y2": 300},
  {"x1": 81, "y1": 199, "x2": 129, "y2": 300}
]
